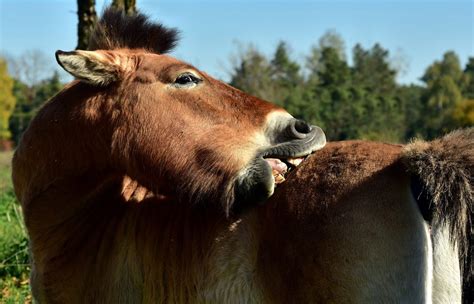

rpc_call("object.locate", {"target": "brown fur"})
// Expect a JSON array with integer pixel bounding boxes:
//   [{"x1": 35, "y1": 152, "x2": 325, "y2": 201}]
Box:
[
  {"x1": 13, "y1": 7, "x2": 322, "y2": 302},
  {"x1": 15, "y1": 51, "x2": 284, "y2": 212},
  {"x1": 13, "y1": 6, "x2": 472, "y2": 303},
  {"x1": 15, "y1": 137, "x2": 472, "y2": 302},
  {"x1": 258, "y1": 141, "x2": 409, "y2": 303},
  {"x1": 403, "y1": 128, "x2": 473, "y2": 303}
]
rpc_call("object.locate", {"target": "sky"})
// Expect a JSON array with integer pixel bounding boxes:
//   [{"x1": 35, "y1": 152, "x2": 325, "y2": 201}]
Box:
[{"x1": 0, "y1": 0, "x2": 472, "y2": 85}]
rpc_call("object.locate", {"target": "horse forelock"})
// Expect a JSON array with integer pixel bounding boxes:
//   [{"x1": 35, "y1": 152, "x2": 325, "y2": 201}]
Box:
[{"x1": 88, "y1": 7, "x2": 179, "y2": 54}]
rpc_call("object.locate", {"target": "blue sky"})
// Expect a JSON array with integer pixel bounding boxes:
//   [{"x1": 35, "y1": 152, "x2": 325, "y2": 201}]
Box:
[{"x1": 0, "y1": 0, "x2": 472, "y2": 84}]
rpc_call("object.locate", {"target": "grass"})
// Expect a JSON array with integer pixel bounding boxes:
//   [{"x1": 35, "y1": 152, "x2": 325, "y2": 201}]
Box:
[{"x1": 0, "y1": 151, "x2": 32, "y2": 303}]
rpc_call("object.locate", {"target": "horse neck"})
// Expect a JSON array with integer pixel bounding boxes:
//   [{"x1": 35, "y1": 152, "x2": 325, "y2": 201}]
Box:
[
  {"x1": 24, "y1": 170, "x2": 234, "y2": 302},
  {"x1": 13, "y1": 82, "x2": 117, "y2": 208}
]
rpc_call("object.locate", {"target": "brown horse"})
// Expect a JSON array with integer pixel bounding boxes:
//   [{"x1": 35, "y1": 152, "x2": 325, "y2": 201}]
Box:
[{"x1": 12, "y1": 8, "x2": 472, "y2": 304}]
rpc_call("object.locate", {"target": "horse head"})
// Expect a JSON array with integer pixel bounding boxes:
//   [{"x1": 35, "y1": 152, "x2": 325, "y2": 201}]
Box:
[{"x1": 20, "y1": 8, "x2": 325, "y2": 214}]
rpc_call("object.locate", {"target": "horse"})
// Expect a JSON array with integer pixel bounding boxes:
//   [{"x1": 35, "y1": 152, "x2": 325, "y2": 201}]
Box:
[{"x1": 12, "y1": 7, "x2": 472, "y2": 303}]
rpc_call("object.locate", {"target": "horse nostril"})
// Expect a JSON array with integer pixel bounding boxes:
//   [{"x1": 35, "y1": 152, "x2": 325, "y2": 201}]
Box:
[
  {"x1": 286, "y1": 119, "x2": 312, "y2": 140},
  {"x1": 292, "y1": 119, "x2": 312, "y2": 136}
]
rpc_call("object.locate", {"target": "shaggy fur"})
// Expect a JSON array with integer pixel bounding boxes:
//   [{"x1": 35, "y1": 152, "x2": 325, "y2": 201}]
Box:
[
  {"x1": 88, "y1": 7, "x2": 179, "y2": 53},
  {"x1": 403, "y1": 128, "x2": 473, "y2": 304},
  {"x1": 13, "y1": 134, "x2": 471, "y2": 302},
  {"x1": 13, "y1": 5, "x2": 472, "y2": 302}
]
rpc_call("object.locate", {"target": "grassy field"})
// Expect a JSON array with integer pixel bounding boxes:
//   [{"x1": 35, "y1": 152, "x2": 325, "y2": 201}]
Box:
[{"x1": 0, "y1": 151, "x2": 32, "y2": 303}]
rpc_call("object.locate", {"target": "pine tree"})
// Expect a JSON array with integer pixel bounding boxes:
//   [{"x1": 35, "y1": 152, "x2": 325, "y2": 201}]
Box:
[
  {"x1": 229, "y1": 45, "x2": 277, "y2": 102},
  {"x1": 351, "y1": 44, "x2": 402, "y2": 141},
  {"x1": 306, "y1": 30, "x2": 346, "y2": 84},
  {"x1": 270, "y1": 41, "x2": 302, "y2": 107}
]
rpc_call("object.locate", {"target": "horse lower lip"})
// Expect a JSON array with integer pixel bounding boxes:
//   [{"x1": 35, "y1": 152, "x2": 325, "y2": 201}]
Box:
[{"x1": 265, "y1": 158, "x2": 288, "y2": 174}]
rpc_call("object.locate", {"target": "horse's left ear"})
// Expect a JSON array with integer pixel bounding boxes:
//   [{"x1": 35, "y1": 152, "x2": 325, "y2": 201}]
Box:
[{"x1": 55, "y1": 50, "x2": 127, "y2": 86}]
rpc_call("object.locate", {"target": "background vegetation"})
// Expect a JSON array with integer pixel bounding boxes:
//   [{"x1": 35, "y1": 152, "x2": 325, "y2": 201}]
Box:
[
  {"x1": 0, "y1": 151, "x2": 31, "y2": 303},
  {"x1": 0, "y1": 0, "x2": 472, "y2": 302},
  {"x1": 229, "y1": 33, "x2": 474, "y2": 142}
]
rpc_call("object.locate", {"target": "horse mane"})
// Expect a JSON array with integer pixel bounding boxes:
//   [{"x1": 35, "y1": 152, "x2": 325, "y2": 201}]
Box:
[{"x1": 88, "y1": 7, "x2": 179, "y2": 54}]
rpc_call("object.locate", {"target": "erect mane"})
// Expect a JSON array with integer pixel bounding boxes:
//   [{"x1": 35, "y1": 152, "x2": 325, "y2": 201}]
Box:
[{"x1": 88, "y1": 7, "x2": 179, "y2": 54}]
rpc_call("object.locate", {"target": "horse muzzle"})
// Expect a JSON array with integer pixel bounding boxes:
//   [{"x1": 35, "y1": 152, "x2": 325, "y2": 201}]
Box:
[{"x1": 232, "y1": 117, "x2": 326, "y2": 213}]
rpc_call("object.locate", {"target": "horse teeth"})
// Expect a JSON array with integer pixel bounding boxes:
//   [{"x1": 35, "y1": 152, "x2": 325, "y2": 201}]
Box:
[
  {"x1": 287, "y1": 158, "x2": 304, "y2": 167},
  {"x1": 274, "y1": 173, "x2": 285, "y2": 184}
]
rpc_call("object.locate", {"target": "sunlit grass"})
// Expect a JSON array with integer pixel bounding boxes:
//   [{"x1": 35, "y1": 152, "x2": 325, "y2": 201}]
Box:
[{"x1": 0, "y1": 151, "x2": 31, "y2": 303}]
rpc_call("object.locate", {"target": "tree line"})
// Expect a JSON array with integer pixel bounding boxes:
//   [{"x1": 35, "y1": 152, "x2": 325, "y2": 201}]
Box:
[
  {"x1": 229, "y1": 32, "x2": 473, "y2": 142},
  {"x1": 0, "y1": 10, "x2": 472, "y2": 148}
]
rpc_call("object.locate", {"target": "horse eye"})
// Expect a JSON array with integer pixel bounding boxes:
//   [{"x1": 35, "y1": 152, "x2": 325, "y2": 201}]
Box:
[{"x1": 175, "y1": 73, "x2": 201, "y2": 86}]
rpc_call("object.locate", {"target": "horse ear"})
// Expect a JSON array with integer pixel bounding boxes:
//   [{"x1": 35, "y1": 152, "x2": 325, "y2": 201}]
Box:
[{"x1": 55, "y1": 50, "x2": 121, "y2": 86}]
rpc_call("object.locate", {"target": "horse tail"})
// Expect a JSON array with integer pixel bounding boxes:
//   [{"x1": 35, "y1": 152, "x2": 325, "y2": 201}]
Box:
[{"x1": 403, "y1": 128, "x2": 473, "y2": 304}]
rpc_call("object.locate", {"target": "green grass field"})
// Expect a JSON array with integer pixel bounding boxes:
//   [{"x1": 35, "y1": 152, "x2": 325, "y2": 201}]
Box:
[{"x1": 0, "y1": 151, "x2": 32, "y2": 303}]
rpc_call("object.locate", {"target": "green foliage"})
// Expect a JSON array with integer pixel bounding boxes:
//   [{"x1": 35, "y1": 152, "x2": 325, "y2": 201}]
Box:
[
  {"x1": 229, "y1": 44, "x2": 276, "y2": 102},
  {"x1": 271, "y1": 41, "x2": 302, "y2": 107},
  {"x1": 419, "y1": 51, "x2": 468, "y2": 138},
  {"x1": 9, "y1": 71, "x2": 63, "y2": 144},
  {"x1": 462, "y1": 57, "x2": 474, "y2": 99},
  {"x1": 229, "y1": 34, "x2": 472, "y2": 142},
  {"x1": 0, "y1": 59, "x2": 16, "y2": 141},
  {"x1": 452, "y1": 99, "x2": 474, "y2": 127},
  {"x1": 229, "y1": 42, "x2": 303, "y2": 108},
  {"x1": 306, "y1": 30, "x2": 346, "y2": 83}
]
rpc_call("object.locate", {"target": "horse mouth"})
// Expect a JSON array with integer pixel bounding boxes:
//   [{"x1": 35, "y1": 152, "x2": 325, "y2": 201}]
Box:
[
  {"x1": 265, "y1": 157, "x2": 306, "y2": 185},
  {"x1": 232, "y1": 125, "x2": 325, "y2": 211},
  {"x1": 261, "y1": 125, "x2": 326, "y2": 185}
]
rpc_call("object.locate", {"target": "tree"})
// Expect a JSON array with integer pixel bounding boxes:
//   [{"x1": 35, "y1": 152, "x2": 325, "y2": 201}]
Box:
[
  {"x1": 306, "y1": 30, "x2": 346, "y2": 83},
  {"x1": 229, "y1": 44, "x2": 277, "y2": 102},
  {"x1": 0, "y1": 58, "x2": 16, "y2": 143},
  {"x1": 77, "y1": 0, "x2": 97, "y2": 50},
  {"x1": 350, "y1": 44, "x2": 404, "y2": 141},
  {"x1": 271, "y1": 42, "x2": 301, "y2": 87},
  {"x1": 309, "y1": 47, "x2": 354, "y2": 140},
  {"x1": 4, "y1": 50, "x2": 53, "y2": 87},
  {"x1": 422, "y1": 51, "x2": 464, "y2": 85},
  {"x1": 421, "y1": 51, "x2": 465, "y2": 138},
  {"x1": 112, "y1": 0, "x2": 136, "y2": 14},
  {"x1": 452, "y1": 99, "x2": 474, "y2": 127},
  {"x1": 462, "y1": 57, "x2": 474, "y2": 98},
  {"x1": 352, "y1": 43, "x2": 397, "y2": 96},
  {"x1": 397, "y1": 84, "x2": 425, "y2": 140},
  {"x1": 228, "y1": 33, "x2": 470, "y2": 143},
  {"x1": 9, "y1": 72, "x2": 63, "y2": 144},
  {"x1": 270, "y1": 41, "x2": 302, "y2": 107}
]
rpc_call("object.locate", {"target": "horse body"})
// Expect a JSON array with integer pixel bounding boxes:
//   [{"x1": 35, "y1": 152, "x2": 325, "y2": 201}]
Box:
[
  {"x1": 12, "y1": 7, "x2": 472, "y2": 303},
  {"x1": 19, "y1": 140, "x2": 470, "y2": 303}
]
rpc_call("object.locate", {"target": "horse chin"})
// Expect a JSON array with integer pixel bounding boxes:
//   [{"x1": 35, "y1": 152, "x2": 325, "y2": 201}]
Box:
[
  {"x1": 231, "y1": 154, "x2": 307, "y2": 214},
  {"x1": 231, "y1": 157, "x2": 275, "y2": 213}
]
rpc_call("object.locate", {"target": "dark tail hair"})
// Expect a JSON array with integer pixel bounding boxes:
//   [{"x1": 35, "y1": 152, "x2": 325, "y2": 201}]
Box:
[{"x1": 403, "y1": 128, "x2": 473, "y2": 304}]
